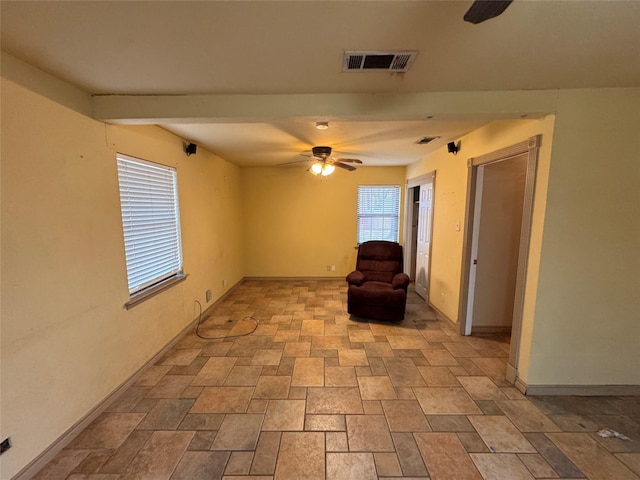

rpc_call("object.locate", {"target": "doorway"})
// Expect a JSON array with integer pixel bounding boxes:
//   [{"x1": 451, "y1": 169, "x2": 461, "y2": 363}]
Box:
[
  {"x1": 459, "y1": 136, "x2": 541, "y2": 384},
  {"x1": 404, "y1": 172, "x2": 435, "y2": 302},
  {"x1": 465, "y1": 154, "x2": 527, "y2": 335}
]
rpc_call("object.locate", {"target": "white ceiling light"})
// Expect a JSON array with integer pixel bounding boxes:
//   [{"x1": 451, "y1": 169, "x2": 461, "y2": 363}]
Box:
[
  {"x1": 310, "y1": 162, "x2": 323, "y2": 175},
  {"x1": 309, "y1": 162, "x2": 335, "y2": 176},
  {"x1": 322, "y1": 164, "x2": 335, "y2": 176},
  {"x1": 315, "y1": 122, "x2": 329, "y2": 130}
]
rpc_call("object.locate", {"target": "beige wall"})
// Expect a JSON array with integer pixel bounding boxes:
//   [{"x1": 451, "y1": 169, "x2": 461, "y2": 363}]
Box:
[
  {"x1": 406, "y1": 117, "x2": 556, "y2": 327},
  {"x1": 407, "y1": 88, "x2": 640, "y2": 387},
  {"x1": 107, "y1": 124, "x2": 245, "y2": 317},
  {"x1": 242, "y1": 166, "x2": 406, "y2": 277},
  {"x1": 0, "y1": 79, "x2": 243, "y2": 478},
  {"x1": 407, "y1": 117, "x2": 556, "y2": 387},
  {"x1": 526, "y1": 88, "x2": 640, "y2": 386}
]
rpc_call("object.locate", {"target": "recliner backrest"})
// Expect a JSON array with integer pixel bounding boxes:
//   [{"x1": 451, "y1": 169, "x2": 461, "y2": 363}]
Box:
[{"x1": 355, "y1": 241, "x2": 404, "y2": 284}]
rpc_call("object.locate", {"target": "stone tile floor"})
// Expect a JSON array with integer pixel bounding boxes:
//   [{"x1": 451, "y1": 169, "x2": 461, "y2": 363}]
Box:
[{"x1": 35, "y1": 279, "x2": 640, "y2": 479}]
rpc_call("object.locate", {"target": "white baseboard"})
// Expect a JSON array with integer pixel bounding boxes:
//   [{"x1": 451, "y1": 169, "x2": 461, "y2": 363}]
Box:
[
  {"x1": 514, "y1": 377, "x2": 528, "y2": 395},
  {"x1": 516, "y1": 380, "x2": 640, "y2": 396}
]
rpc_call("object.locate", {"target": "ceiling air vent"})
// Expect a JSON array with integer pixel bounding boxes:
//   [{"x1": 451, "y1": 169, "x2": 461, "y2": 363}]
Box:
[
  {"x1": 343, "y1": 51, "x2": 418, "y2": 72},
  {"x1": 415, "y1": 136, "x2": 440, "y2": 145}
]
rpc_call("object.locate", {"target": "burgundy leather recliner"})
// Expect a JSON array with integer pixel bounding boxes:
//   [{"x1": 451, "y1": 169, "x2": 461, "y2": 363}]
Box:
[{"x1": 346, "y1": 241, "x2": 410, "y2": 322}]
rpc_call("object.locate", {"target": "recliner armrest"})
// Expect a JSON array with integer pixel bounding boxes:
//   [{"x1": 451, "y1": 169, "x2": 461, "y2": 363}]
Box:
[
  {"x1": 346, "y1": 271, "x2": 365, "y2": 286},
  {"x1": 392, "y1": 273, "x2": 410, "y2": 290}
]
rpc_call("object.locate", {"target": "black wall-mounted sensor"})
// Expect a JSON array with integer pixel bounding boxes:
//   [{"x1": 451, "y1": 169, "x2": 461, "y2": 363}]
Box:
[
  {"x1": 185, "y1": 143, "x2": 197, "y2": 156},
  {"x1": 1, "y1": 437, "x2": 12, "y2": 455}
]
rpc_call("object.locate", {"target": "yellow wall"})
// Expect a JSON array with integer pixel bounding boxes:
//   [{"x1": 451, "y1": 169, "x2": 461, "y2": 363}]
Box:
[
  {"x1": 406, "y1": 117, "x2": 556, "y2": 326},
  {"x1": 407, "y1": 87, "x2": 640, "y2": 388},
  {"x1": 407, "y1": 117, "x2": 556, "y2": 387},
  {"x1": 2, "y1": 74, "x2": 639, "y2": 478},
  {"x1": 526, "y1": 88, "x2": 640, "y2": 385},
  {"x1": 0, "y1": 79, "x2": 243, "y2": 478},
  {"x1": 242, "y1": 166, "x2": 406, "y2": 277}
]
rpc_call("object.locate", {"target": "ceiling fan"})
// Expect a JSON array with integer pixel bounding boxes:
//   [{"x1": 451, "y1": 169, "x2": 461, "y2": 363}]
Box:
[
  {"x1": 284, "y1": 146, "x2": 363, "y2": 176},
  {"x1": 464, "y1": 0, "x2": 513, "y2": 24}
]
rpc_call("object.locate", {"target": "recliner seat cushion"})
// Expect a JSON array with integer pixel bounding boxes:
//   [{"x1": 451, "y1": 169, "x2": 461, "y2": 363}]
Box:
[{"x1": 348, "y1": 282, "x2": 405, "y2": 303}]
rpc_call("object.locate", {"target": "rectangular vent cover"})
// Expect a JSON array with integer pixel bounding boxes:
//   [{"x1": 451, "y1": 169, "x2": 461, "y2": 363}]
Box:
[
  {"x1": 343, "y1": 51, "x2": 418, "y2": 72},
  {"x1": 415, "y1": 136, "x2": 440, "y2": 145}
]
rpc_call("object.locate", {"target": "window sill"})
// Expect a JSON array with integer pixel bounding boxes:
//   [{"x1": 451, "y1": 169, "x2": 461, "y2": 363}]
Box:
[{"x1": 124, "y1": 274, "x2": 188, "y2": 310}]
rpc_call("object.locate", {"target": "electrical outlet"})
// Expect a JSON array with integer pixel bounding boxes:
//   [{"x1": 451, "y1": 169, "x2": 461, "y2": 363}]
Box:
[
  {"x1": 326, "y1": 265, "x2": 331, "y2": 271},
  {"x1": 206, "y1": 290, "x2": 212, "y2": 302},
  {"x1": 1, "y1": 437, "x2": 12, "y2": 455},
  {"x1": 222, "y1": 280, "x2": 227, "y2": 287},
  {"x1": 330, "y1": 265, "x2": 336, "y2": 271},
  {"x1": 441, "y1": 291, "x2": 445, "y2": 302}
]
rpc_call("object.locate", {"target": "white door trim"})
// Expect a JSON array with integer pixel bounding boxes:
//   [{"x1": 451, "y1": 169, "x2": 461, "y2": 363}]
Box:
[
  {"x1": 458, "y1": 135, "x2": 541, "y2": 383},
  {"x1": 464, "y1": 166, "x2": 485, "y2": 336}
]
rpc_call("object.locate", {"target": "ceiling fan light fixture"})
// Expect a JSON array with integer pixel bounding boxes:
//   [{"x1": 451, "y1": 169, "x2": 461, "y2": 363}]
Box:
[
  {"x1": 310, "y1": 162, "x2": 323, "y2": 175},
  {"x1": 315, "y1": 122, "x2": 329, "y2": 130},
  {"x1": 322, "y1": 164, "x2": 335, "y2": 176}
]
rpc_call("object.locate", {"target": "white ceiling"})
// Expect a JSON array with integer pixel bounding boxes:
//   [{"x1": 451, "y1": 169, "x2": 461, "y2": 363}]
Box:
[
  {"x1": 159, "y1": 118, "x2": 492, "y2": 167},
  {"x1": 2, "y1": 0, "x2": 639, "y2": 167}
]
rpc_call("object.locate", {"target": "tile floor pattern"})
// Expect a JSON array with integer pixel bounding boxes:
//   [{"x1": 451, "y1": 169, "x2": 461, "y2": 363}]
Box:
[{"x1": 34, "y1": 279, "x2": 640, "y2": 480}]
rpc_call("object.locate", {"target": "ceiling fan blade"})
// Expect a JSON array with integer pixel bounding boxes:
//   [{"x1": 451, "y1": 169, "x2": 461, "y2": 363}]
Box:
[
  {"x1": 334, "y1": 162, "x2": 357, "y2": 172},
  {"x1": 336, "y1": 158, "x2": 363, "y2": 164},
  {"x1": 463, "y1": 0, "x2": 512, "y2": 24},
  {"x1": 300, "y1": 152, "x2": 324, "y2": 161},
  {"x1": 278, "y1": 159, "x2": 309, "y2": 167}
]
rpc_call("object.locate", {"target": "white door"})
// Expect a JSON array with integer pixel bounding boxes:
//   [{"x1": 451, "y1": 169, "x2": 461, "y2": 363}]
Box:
[{"x1": 415, "y1": 182, "x2": 433, "y2": 300}]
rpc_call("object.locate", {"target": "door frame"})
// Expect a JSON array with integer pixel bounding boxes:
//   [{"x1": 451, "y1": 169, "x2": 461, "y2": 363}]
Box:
[
  {"x1": 404, "y1": 171, "x2": 436, "y2": 297},
  {"x1": 464, "y1": 165, "x2": 486, "y2": 336},
  {"x1": 458, "y1": 135, "x2": 541, "y2": 384}
]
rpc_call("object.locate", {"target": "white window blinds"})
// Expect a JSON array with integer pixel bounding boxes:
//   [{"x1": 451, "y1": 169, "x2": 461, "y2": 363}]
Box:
[
  {"x1": 357, "y1": 185, "x2": 401, "y2": 243},
  {"x1": 117, "y1": 154, "x2": 183, "y2": 295}
]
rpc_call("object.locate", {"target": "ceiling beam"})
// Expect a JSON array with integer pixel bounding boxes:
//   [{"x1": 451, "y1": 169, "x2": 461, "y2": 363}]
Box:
[
  {"x1": 2, "y1": 50, "x2": 559, "y2": 125},
  {"x1": 1, "y1": 51, "x2": 92, "y2": 117},
  {"x1": 92, "y1": 90, "x2": 559, "y2": 125}
]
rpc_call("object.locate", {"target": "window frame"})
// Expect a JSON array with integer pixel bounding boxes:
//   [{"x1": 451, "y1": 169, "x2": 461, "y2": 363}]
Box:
[
  {"x1": 357, "y1": 184, "x2": 402, "y2": 244},
  {"x1": 116, "y1": 153, "x2": 185, "y2": 307}
]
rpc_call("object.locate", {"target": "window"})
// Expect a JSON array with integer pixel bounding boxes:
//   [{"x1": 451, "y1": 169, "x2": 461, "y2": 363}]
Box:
[
  {"x1": 357, "y1": 185, "x2": 401, "y2": 243},
  {"x1": 117, "y1": 154, "x2": 183, "y2": 296}
]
